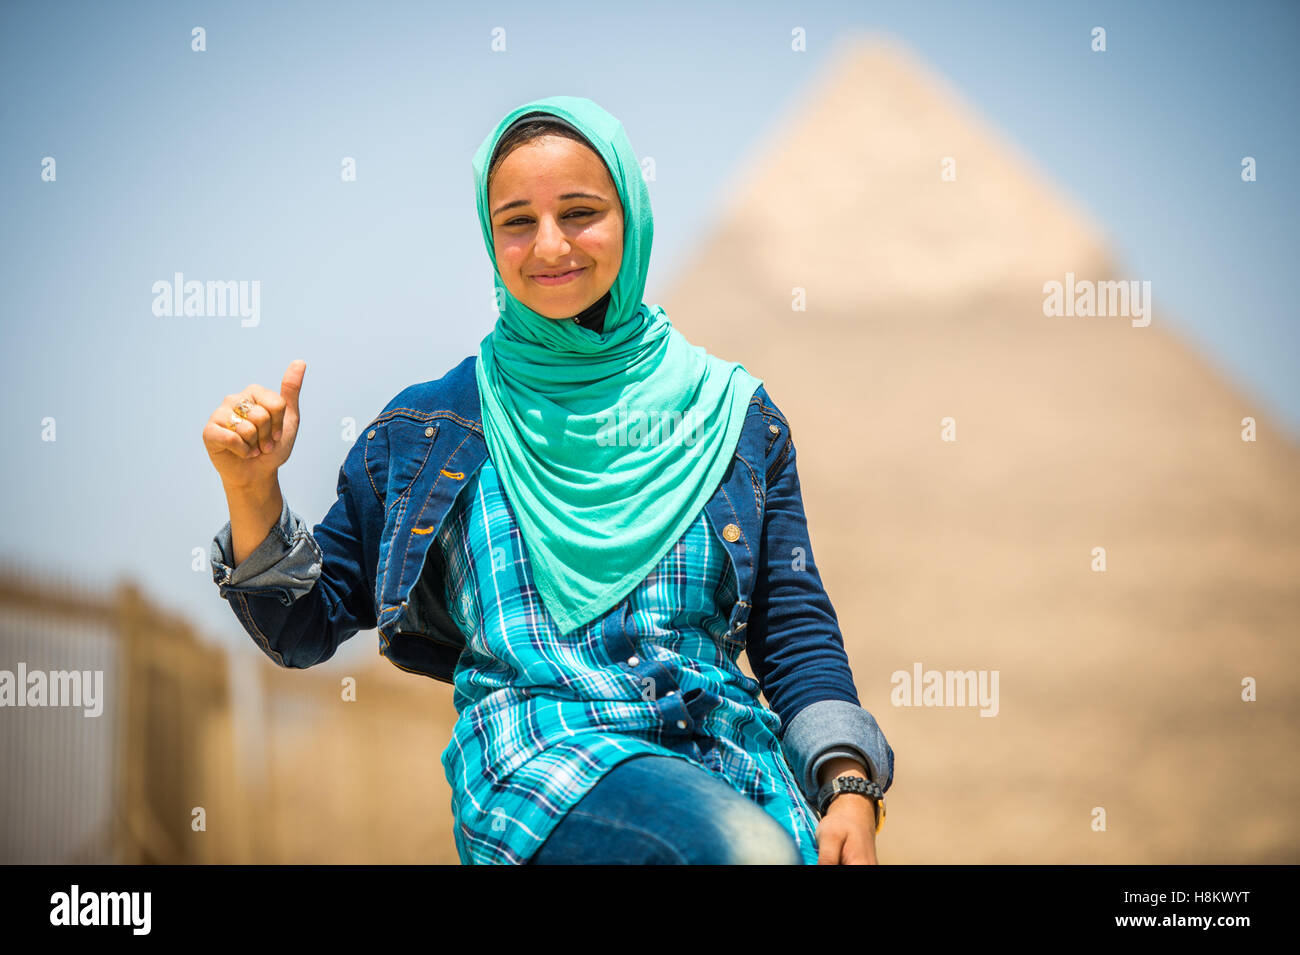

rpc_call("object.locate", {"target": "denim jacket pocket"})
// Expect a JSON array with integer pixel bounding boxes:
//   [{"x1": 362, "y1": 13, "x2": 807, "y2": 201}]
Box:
[{"x1": 364, "y1": 414, "x2": 439, "y2": 514}]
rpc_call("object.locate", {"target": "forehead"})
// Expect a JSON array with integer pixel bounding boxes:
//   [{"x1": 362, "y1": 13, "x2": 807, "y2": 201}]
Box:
[{"x1": 489, "y1": 135, "x2": 612, "y2": 195}]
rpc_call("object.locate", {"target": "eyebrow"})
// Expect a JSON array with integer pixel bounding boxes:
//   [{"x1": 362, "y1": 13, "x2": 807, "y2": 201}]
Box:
[{"x1": 491, "y1": 192, "x2": 607, "y2": 218}]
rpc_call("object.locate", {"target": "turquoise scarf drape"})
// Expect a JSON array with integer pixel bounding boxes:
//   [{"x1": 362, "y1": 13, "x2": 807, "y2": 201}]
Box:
[{"x1": 472, "y1": 95, "x2": 762, "y2": 636}]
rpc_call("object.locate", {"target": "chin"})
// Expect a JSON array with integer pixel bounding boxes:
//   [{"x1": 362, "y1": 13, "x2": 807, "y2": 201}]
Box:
[
  {"x1": 511, "y1": 277, "x2": 603, "y2": 319},
  {"x1": 531, "y1": 295, "x2": 589, "y2": 320},
  {"x1": 520, "y1": 299, "x2": 573, "y2": 320}
]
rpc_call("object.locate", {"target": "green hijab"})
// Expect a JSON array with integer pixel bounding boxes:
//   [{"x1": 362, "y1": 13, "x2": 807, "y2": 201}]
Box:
[{"x1": 472, "y1": 95, "x2": 762, "y2": 636}]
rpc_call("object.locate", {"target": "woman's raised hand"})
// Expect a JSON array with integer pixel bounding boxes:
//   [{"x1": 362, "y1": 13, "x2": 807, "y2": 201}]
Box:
[{"x1": 203, "y1": 359, "x2": 306, "y2": 489}]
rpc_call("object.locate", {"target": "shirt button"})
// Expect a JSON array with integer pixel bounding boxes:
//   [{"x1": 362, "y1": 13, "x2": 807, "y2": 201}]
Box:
[
  {"x1": 424, "y1": 426, "x2": 435, "y2": 437},
  {"x1": 627, "y1": 655, "x2": 639, "y2": 666},
  {"x1": 722, "y1": 523, "x2": 740, "y2": 542},
  {"x1": 676, "y1": 719, "x2": 687, "y2": 729},
  {"x1": 769, "y1": 424, "x2": 780, "y2": 434},
  {"x1": 367, "y1": 429, "x2": 376, "y2": 439}
]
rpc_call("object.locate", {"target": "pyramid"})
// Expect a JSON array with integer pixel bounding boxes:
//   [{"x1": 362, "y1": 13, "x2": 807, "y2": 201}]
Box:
[{"x1": 665, "y1": 35, "x2": 1300, "y2": 863}]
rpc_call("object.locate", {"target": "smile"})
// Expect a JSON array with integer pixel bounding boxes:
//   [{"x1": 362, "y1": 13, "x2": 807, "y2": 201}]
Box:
[{"x1": 532, "y1": 267, "x2": 585, "y2": 286}]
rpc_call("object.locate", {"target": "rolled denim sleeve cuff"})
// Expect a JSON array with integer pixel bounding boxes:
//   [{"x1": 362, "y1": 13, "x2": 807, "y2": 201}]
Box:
[
  {"x1": 780, "y1": 698, "x2": 894, "y2": 803},
  {"x1": 209, "y1": 494, "x2": 322, "y2": 602}
]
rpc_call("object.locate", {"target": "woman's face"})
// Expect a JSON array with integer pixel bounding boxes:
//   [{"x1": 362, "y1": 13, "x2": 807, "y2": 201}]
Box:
[{"x1": 488, "y1": 135, "x2": 624, "y2": 320}]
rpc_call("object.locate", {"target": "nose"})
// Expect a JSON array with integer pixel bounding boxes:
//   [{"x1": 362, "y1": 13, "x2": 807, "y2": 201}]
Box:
[{"x1": 533, "y1": 213, "x2": 571, "y2": 261}]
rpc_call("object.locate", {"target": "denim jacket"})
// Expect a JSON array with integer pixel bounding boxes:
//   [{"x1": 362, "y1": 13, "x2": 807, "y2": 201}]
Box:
[{"x1": 210, "y1": 355, "x2": 894, "y2": 801}]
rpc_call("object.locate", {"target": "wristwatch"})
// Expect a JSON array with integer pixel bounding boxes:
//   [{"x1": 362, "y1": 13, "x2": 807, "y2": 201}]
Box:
[{"x1": 816, "y1": 773, "x2": 886, "y2": 833}]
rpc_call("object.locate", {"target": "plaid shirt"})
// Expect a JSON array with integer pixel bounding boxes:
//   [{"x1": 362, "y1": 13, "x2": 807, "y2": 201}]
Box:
[{"x1": 437, "y1": 457, "x2": 822, "y2": 864}]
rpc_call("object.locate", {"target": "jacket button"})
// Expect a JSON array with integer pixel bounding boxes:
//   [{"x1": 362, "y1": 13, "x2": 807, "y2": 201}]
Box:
[
  {"x1": 424, "y1": 426, "x2": 435, "y2": 437},
  {"x1": 367, "y1": 429, "x2": 376, "y2": 439},
  {"x1": 722, "y1": 523, "x2": 740, "y2": 542},
  {"x1": 768, "y1": 424, "x2": 779, "y2": 434},
  {"x1": 675, "y1": 719, "x2": 687, "y2": 729}
]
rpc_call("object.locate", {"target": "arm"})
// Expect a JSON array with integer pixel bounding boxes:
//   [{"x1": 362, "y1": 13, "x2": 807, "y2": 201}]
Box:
[
  {"x1": 210, "y1": 491, "x2": 322, "y2": 606},
  {"x1": 744, "y1": 394, "x2": 895, "y2": 804},
  {"x1": 224, "y1": 475, "x2": 285, "y2": 568},
  {"x1": 209, "y1": 434, "x2": 381, "y2": 668}
]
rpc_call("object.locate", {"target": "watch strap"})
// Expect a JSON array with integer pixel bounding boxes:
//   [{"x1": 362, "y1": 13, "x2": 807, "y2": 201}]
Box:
[{"x1": 816, "y1": 773, "x2": 885, "y2": 832}]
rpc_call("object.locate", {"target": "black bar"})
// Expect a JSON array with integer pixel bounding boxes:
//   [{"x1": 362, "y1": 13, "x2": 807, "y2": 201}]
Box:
[{"x1": 0, "y1": 863, "x2": 1289, "y2": 940}]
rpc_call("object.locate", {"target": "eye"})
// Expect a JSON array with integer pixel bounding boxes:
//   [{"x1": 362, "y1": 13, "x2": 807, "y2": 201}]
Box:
[{"x1": 501, "y1": 209, "x2": 595, "y2": 227}]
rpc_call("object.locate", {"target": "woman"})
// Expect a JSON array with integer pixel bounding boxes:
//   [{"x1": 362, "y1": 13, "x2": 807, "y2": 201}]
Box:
[{"x1": 202, "y1": 96, "x2": 893, "y2": 865}]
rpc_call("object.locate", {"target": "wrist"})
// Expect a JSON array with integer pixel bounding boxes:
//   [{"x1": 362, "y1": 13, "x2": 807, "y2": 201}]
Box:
[
  {"x1": 223, "y1": 473, "x2": 281, "y2": 501},
  {"x1": 816, "y1": 772, "x2": 885, "y2": 832},
  {"x1": 817, "y1": 755, "x2": 869, "y2": 788}
]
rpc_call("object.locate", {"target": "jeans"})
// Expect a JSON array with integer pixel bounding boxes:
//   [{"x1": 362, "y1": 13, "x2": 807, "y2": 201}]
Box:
[{"x1": 527, "y1": 753, "x2": 807, "y2": 864}]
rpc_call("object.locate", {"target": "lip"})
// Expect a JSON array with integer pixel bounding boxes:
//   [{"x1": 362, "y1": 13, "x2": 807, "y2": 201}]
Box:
[{"x1": 531, "y1": 267, "x2": 585, "y2": 286}]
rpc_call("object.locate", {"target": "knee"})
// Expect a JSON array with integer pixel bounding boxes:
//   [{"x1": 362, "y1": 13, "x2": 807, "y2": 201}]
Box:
[{"x1": 702, "y1": 804, "x2": 803, "y2": 865}]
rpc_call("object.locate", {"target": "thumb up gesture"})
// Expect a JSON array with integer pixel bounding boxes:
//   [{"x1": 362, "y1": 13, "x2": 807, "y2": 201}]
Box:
[{"x1": 202, "y1": 359, "x2": 306, "y2": 490}]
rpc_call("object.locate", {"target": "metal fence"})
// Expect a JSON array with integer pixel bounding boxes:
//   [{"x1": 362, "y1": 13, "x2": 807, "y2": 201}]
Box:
[{"x1": 0, "y1": 559, "x2": 460, "y2": 864}]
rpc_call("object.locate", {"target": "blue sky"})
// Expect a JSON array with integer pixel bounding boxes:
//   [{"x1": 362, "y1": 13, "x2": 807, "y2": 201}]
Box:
[{"x1": 1, "y1": 0, "x2": 1295, "y2": 652}]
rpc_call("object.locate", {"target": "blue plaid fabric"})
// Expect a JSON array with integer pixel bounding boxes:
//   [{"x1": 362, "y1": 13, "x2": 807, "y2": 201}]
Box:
[{"x1": 437, "y1": 457, "x2": 822, "y2": 865}]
